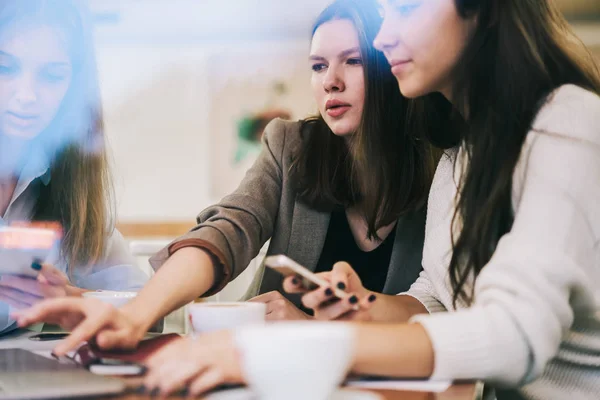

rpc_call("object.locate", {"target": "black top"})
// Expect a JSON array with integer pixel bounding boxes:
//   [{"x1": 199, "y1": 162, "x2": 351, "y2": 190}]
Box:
[{"x1": 314, "y1": 208, "x2": 396, "y2": 293}]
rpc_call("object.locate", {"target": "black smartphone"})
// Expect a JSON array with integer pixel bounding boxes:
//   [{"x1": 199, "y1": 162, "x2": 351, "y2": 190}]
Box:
[{"x1": 29, "y1": 333, "x2": 70, "y2": 341}]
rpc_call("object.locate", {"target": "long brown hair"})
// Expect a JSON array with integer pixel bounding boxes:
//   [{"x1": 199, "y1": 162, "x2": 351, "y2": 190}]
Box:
[
  {"x1": 290, "y1": 0, "x2": 439, "y2": 239},
  {"x1": 0, "y1": 0, "x2": 114, "y2": 270},
  {"x1": 433, "y1": 0, "x2": 600, "y2": 307}
]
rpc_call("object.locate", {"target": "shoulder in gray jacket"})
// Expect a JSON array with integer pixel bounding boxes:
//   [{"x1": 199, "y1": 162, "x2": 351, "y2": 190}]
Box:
[{"x1": 150, "y1": 118, "x2": 426, "y2": 308}]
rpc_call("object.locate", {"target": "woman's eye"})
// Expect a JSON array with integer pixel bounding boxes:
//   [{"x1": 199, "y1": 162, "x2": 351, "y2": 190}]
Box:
[
  {"x1": 41, "y1": 72, "x2": 68, "y2": 83},
  {"x1": 347, "y1": 58, "x2": 363, "y2": 66},
  {"x1": 0, "y1": 64, "x2": 17, "y2": 75},
  {"x1": 391, "y1": 2, "x2": 421, "y2": 16},
  {"x1": 311, "y1": 63, "x2": 327, "y2": 72},
  {"x1": 39, "y1": 66, "x2": 70, "y2": 83}
]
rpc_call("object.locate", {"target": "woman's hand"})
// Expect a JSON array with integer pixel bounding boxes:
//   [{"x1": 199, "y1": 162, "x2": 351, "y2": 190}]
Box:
[
  {"x1": 11, "y1": 297, "x2": 148, "y2": 356},
  {"x1": 282, "y1": 262, "x2": 377, "y2": 321},
  {"x1": 0, "y1": 263, "x2": 73, "y2": 309},
  {"x1": 144, "y1": 331, "x2": 243, "y2": 397},
  {"x1": 248, "y1": 291, "x2": 311, "y2": 321}
]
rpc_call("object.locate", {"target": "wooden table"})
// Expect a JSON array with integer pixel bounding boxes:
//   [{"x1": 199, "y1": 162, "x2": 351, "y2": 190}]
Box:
[
  {"x1": 1, "y1": 330, "x2": 482, "y2": 400},
  {"x1": 371, "y1": 383, "x2": 482, "y2": 400},
  {"x1": 98, "y1": 382, "x2": 482, "y2": 400}
]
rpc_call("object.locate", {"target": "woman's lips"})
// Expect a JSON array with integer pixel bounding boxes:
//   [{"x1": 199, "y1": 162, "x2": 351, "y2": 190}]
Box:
[
  {"x1": 5, "y1": 111, "x2": 39, "y2": 128},
  {"x1": 325, "y1": 99, "x2": 351, "y2": 118},
  {"x1": 390, "y1": 59, "x2": 412, "y2": 75},
  {"x1": 326, "y1": 105, "x2": 351, "y2": 118}
]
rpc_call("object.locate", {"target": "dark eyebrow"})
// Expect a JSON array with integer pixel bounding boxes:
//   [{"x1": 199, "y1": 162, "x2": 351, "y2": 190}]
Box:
[
  {"x1": 309, "y1": 47, "x2": 361, "y2": 62},
  {"x1": 44, "y1": 62, "x2": 72, "y2": 69},
  {"x1": 0, "y1": 50, "x2": 71, "y2": 68},
  {"x1": 339, "y1": 47, "x2": 361, "y2": 58}
]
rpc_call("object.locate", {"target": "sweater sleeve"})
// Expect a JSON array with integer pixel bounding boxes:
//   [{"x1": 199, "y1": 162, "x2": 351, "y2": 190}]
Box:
[
  {"x1": 411, "y1": 85, "x2": 600, "y2": 385},
  {"x1": 400, "y1": 269, "x2": 447, "y2": 314}
]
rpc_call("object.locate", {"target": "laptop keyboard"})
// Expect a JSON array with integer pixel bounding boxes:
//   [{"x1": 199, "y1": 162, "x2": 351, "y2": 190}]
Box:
[
  {"x1": 0, "y1": 349, "x2": 125, "y2": 399},
  {"x1": 0, "y1": 349, "x2": 77, "y2": 372},
  {"x1": 0, "y1": 371, "x2": 93, "y2": 390}
]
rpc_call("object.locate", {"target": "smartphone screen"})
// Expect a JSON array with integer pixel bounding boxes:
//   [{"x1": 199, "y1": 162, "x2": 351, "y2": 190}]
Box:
[
  {"x1": 264, "y1": 255, "x2": 349, "y2": 299},
  {"x1": 89, "y1": 359, "x2": 147, "y2": 376}
]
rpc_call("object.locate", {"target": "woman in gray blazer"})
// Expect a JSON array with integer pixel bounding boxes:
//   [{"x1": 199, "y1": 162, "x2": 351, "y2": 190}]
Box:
[
  {"x1": 11, "y1": 0, "x2": 440, "y2": 348},
  {"x1": 146, "y1": 0, "x2": 439, "y2": 319}
]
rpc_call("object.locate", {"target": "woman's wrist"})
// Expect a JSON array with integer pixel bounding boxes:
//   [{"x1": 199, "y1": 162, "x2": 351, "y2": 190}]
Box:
[
  {"x1": 121, "y1": 299, "x2": 160, "y2": 334},
  {"x1": 65, "y1": 285, "x2": 88, "y2": 297}
]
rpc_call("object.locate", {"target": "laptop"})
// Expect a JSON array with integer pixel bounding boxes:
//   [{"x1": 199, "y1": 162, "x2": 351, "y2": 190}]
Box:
[{"x1": 0, "y1": 348, "x2": 126, "y2": 399}]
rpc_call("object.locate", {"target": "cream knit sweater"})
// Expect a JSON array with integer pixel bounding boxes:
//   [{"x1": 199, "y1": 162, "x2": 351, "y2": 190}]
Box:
[{"x1": 403, "y1": 85, "x2": 600, "y2": 400}]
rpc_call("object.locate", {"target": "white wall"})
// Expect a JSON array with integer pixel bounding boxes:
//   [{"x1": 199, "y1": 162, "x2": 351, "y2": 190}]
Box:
[
  {"x1": 97, "y1": 40, "x2": 316, "y2": 222},
  {"x1": 92, "y1": 0, "x2": 325, "y2": 222},
  {"x1": 92, "y1": 0, "x2": 600, "y2": 222},
  {"x1": 98, "y1": 45, "x2": 212, "y2": 221}
]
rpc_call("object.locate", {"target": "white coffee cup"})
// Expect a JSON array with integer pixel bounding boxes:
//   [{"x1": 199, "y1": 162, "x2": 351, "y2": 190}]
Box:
[
  {"x1": 187, "y1": 302, "x2": 266, "y2": 334},
  {"x1": 82, "y1": 290, "x2": 137, "y2": 308},
  {"x1": 234, "y1": 322, "x2": 355, "y2": 400}
]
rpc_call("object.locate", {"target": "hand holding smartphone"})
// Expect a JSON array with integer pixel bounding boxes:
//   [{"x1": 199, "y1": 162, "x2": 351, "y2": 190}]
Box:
[
  {"x1": 0, "y1": 225, "x2": 59, "y2": 277},
  {"x1": 264, "y1": 255, "x2": 350, "y2": 300}
]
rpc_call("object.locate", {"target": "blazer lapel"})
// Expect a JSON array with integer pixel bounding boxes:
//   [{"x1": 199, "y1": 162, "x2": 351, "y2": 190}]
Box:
[
  {"x1": 382, "y1": 208, "x2": 427, "y2": 294},
  {"x1": 285, "y1": 196, "x2": 331, "y2": 271},
  {"x1": 382, "y1": 220, "x2": 405, "y2": 294}
]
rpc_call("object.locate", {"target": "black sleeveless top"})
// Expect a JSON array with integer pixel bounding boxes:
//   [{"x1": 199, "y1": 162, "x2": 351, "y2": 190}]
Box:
[{"x1": 313, "y1": 208, "x2": 396, "y2": 293}]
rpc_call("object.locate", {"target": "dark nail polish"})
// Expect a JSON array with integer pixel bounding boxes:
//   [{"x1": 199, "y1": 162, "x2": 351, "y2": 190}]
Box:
[
  {"x1": 31, "y1": 262, "x2": 42, "y2": 271},
  {"x1": 368, "y1": 294, "x2": 377, "y2": 302},
  {"x1": 291, "y1": 277, "x2": 299, "y2": 285},
  {"x1": 150, "y1": 388, "x2": 160, "y2": 397},
  {"x1": 337, "y1": 282, "x2": 346, "y2": 290},
  {"x1": 135, "y1": 385, "x2": 147, "y2": 394},
  {"x1": 349, "y1": 295, "x2": 358, "y2": 304},
  {"x1": 324, "y1": 288, "x2": 333, "y2": 296}
]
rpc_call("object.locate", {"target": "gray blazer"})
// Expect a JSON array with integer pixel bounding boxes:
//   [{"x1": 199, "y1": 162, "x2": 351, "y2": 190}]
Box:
[{"x1": 150, "y1": 119, "x2": 426, "y2": 307}]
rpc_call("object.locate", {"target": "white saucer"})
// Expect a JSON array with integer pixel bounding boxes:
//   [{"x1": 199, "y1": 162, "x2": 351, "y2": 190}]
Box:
[{"x1": 205, "y1": 388, "x2": 382, "y2": 400}]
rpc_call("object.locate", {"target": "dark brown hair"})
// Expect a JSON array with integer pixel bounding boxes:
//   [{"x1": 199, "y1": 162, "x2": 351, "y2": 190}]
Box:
[
  {"x1": 435, "y1": 0, "x2": 600, "y2": 306},
  {"x1": 290, "y1": 0, "x2": 439, "y2": 239},
  {"x1": 0, "y1": 0, "x2": 114, "y2": 271}
]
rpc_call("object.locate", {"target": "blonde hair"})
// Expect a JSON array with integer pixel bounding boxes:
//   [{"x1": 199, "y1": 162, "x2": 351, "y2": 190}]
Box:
[{"x1": 1, "y1": 0, "x2": 114, "y2": 272}]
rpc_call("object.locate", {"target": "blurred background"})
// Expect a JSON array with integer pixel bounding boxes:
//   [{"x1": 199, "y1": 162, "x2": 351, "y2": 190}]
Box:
[{"x1": 87, "y1": 0, "x2": 600, "y2": 301}]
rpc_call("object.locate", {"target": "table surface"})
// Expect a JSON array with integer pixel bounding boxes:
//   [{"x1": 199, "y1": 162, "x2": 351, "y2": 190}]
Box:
[
  {"x1": 97, "y1": 382, "x2": 481, "y2": 400},
  {"x1": 0, "y1": 330, "x2": 482, "y2": 400}
]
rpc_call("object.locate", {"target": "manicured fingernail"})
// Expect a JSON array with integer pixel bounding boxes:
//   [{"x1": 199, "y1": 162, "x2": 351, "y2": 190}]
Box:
[
  {"x1": 349, "y1": 295, "x2": 358, "y2": 304},
  {"x1": 31, "y1": 262, "x2": 42, "y2": 271},
  {"x1": 150, "y1": 388, "x2": 160, "y2": 397},
  {"x1": 337, "y1": 282, "x2": 346, "y2": 290},
  {"x1": 325, "y1": 288, "x2": 333, "y2": 296},
  {"x1": 135, "y1": 386, "x2": 147, "y2": 394},
  {"x1": 368, "y1": 294, "x2": 377, "y2": 302},
  {"x1": 291, "y1": 277, "x2": 299, "y2": 285}
]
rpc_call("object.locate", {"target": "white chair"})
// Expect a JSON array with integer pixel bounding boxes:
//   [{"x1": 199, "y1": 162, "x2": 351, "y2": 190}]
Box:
[
  {"x1": 126, "y1": 239, "x2": 268, "y2": 333},
  {"x1": 127, "y1": 239, "x2": 188, "y2": 333},
  {"x1": 128, "y1": 239, "x2": 171, "y2": 278}
]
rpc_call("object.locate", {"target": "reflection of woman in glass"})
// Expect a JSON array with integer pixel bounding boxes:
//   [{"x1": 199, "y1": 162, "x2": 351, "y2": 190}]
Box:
[{"x1": 0, "y1": 0, "x2": 148, "y2": 335}]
